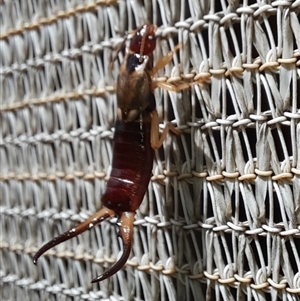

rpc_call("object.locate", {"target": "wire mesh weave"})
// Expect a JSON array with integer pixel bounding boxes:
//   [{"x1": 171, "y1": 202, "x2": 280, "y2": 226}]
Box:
[{"x1": 1, "y1": 1, "x2": 300, "y2": 301}]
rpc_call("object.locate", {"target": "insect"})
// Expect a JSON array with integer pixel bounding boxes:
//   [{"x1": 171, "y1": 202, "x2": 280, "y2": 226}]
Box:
[{"x1": 33, "y1": 24, "x2": 181, "y2": 282}]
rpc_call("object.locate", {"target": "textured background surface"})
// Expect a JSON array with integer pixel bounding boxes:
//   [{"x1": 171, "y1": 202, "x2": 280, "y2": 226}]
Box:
[{"x1": 1, "y1": 1, "x2": 300, "y2": 300}]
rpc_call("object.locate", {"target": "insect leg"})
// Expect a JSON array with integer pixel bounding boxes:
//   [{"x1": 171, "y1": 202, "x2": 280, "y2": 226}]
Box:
[
  {"x1": 33, "y1": 207, "x2": 115, "y2": 264},
  {"x1": 91, "y1": 211, "x2": 135, "y2": 282},
  {"x1": 152, "y1": 81, "x2": 192, "y2": 92},
  {"x1": 149, "y1": 43, "x2": 182, "y2": 77},
  {"x1": 150, "y1": 109, "x2": 181, "y2": 149}
]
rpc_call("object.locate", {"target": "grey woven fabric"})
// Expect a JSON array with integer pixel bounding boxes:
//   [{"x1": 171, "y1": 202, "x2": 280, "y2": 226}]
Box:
[{"x1": 1, "y1": 1, "x2": 300, "y2": 301}]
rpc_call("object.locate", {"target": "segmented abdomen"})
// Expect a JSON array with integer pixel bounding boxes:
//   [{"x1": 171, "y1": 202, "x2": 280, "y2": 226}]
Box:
[{"x1": 101, "y1": 112, "x2": 154, "y2": 212}]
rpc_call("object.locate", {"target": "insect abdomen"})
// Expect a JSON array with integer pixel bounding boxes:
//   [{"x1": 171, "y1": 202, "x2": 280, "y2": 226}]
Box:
[{"x1": 102, "y1": 112, "x2": 154, "y2": 212}]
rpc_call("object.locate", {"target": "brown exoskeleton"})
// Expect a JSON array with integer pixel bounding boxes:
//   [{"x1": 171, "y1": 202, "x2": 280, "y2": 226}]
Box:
[{"x1": 33, "y1": 24, "x2": 181, "y2": 282}]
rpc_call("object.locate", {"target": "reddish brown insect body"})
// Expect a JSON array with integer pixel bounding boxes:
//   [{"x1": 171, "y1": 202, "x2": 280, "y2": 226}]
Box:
[
  {"x1": 33, "y1": 24, "x2": 179, "y2": 282},
  {"x1": 103, "y1": 115, "x2": 154, "y2": 213}
]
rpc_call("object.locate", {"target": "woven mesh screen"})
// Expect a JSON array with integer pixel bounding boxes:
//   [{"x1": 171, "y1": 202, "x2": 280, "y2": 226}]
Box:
[{"x1": 1, "y1": 1, "x2": 300, "y2": 301}]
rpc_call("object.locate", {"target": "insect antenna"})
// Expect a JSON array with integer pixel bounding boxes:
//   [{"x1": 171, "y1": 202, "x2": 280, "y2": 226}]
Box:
[{"x1": 110, "y1": 37, "x2": 128, "y2": 69}]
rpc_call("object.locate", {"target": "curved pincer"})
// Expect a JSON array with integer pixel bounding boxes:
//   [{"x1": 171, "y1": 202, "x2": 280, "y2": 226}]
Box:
[
  {"x1": 33, "y1": 207, "x2": 115, "y2": 264},
  {"x1": 91, "y1": 211, "x2": 135, "y2": 282},
  {"x1": 33, "y1": 208, "x2": 135, "y2": 283}
]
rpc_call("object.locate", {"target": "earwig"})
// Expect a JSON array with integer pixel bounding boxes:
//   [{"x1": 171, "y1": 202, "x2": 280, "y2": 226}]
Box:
[{"x1": 33, "y1": 24, "x2": 181, "y2": 282}]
